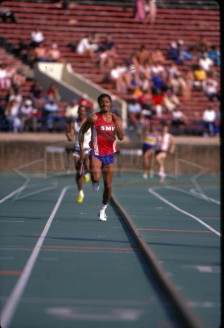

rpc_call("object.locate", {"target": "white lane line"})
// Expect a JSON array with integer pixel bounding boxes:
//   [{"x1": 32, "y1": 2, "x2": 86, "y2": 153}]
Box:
[
  {"x1": 148, "y1": 188, "x2": 221, "y2": 237},
  {"x1": 0, "y1": 186, "x2": 26, "y2": 205},
  {"x1": 14, "y1": 182, "x2": 58, "y2": 201},
  {"x1": 166, "y1": 186, "x2": 220, "y2": 205},
  {"x1": 0, "y1": 185, "x2": 72, "y2": 328},
  {"x1": 190, "y1": 189, "x2": 220, "y2": 205}
]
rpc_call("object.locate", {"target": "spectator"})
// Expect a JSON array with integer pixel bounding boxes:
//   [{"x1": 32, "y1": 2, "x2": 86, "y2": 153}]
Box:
[
  {"x1": 145, "y1": 0, "x2": 157, "y2": 24},
  {"x1": 168, "y1": 72, "x2": 187, "y2": 96},
  {"x1": 127, "y1": 98, "x2": 142, "y2": 130},
  {"x1": 162, "y1": 88, "x2": 180, "y2": 112},
  {"x1": 47, "y1": 43, "x2": 61, "y2": 62},
  {"x1": 96, "y1": 35, "x2": 117, "y2": 69},
  {"x1": 189, "y1": 35, "x2": 209, "y2": 59},
  {"x1": 65, "y1": 100, "x2": 79, "y2": 121},
  {"x1": 11, "y1": 69, "x2": 26, "y2": 89},
  {"x1": 0, "y1": 63, "x2": 11, "y2": 89},
  {"x1": 171, "y1": 106, "x2": 187, "y2": 128},
  {"x1": 110, "y1": 63, "x2": 129, "y2": 92},
  {"x1": 19, "y1": 98, "x2": 38, "y2": 132},
  {"x1": 30, "y1": 80, "x2": 43, "y2": 99},
  {"x1": 177, "y1": 40, "x2": 193, "y2": 61},
  {"x1": 202, "y1": 74, "x2": 219, "y2": 102},
  {"x1": 0, "y1": 103, "x2": 9, "y2": 131},
  {"x1": 30, "y1": 29, "x2": 45, "y2": 47},
  {"x1": 193, "y1": 65, "x2": 207, "y2": 90},
  {"x1": 33, "y1": 43, "x2": 49, "y2": 62},
  {"x1": 32, "y1": 90, "x2": 47, "y2": 128},
  {"x1": 151, "y1": 89, "x2": 164, "y2": 117},
  {"x1": 167, "y1": 42, "x2": 184, "y2": 65},
  {"x1": 78, "y1": 94, "x2": 94, "y2": 114},
  {"x1": 76, "y1": 34, "x2": 98, "y2": 57},
  {"x1": 151, "y1": 71, "x2": 166, "y2": 93},
  {"x1": 132, "y1": 44, "x2": 151, "y2": 69},
  {"x1": 5, "y1": 99, "x2": 21, "y2": 132},
  {"x1": 138, "y1": 90, "x2": 154, "y2": 124},
  {"x1": 8, "y1": 87, "x2": 23, "y2": 107},
  {"x1": 134, "y1": 0, "x2": 147, "y2": 21},
  {"x1": 42, "y1": 99, "x2": 59, "y2": 131},
  {"x1": 202, "y1": 104, "x2": 219, "y2": 137},
  {"x1": 151, "y1": 48, "x2": 165, "y2": 65},
  {"x1": 0, "y1": 5, "x2": 17, "y2": 23},
  {"x1": 198, "y1": 53, "x2": 214, "y2": 73},
  {"x1": 46, "y1": 83, "x2": 61, "y2": 102},
  {"x1": 208, "y1": 45, "x2": 220, "y2": 67}
]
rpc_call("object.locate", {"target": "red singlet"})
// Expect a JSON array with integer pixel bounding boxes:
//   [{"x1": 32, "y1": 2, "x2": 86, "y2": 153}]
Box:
[{"x1": 90, "y1": 112, "x2": 118, "y2": 156}]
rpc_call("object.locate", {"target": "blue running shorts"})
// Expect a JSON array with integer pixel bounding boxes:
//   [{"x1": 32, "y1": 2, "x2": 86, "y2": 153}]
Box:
[{"x1": 89, "y1": 150, "x2": 115, "y2": 165}]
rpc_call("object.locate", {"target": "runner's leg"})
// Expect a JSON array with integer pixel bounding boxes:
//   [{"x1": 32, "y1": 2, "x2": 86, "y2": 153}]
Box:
[{"x1": 101, "y1": 163, "x2": 114, "y2": 205}]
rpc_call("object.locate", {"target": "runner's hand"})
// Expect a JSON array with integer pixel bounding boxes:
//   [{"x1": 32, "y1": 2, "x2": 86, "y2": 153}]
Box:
[{"x1": 111, "y1": 113, "x2": 119, "y2": 124}]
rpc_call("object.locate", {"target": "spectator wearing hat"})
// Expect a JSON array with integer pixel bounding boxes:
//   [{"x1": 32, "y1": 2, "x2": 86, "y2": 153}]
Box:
[{"x1": 78, "y1": 94, "x2": 94, "y2": 114}]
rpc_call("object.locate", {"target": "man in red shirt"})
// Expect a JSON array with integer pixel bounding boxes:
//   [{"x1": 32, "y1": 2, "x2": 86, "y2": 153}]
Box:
[{"x1": 79, "y1": 93, "x2": 124, "y2": 221}]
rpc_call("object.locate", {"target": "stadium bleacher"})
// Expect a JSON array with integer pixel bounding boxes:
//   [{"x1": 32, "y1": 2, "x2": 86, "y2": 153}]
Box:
[{"x1": 0, "y1": 0, "x2": 220, "y2": 134}]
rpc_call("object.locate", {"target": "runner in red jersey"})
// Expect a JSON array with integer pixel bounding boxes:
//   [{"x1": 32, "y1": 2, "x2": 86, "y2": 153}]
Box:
[{"x1": 79, "y1": 93, "x2": 124, "y2": 221}]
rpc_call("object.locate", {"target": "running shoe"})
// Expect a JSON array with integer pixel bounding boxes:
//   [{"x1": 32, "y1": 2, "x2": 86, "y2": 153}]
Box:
[
  {"x1": 76, "y1": 192, "x2": 84, "y2": 203},
  {"x1": 98, "y1": 210, "x2": 107, "y2": 221},
  {"x1": 84, "y1": 173, "x2": 90, "y2": 183},
  {"x1": 92, "y1": 182, "x2": 100, "y2": 191}
]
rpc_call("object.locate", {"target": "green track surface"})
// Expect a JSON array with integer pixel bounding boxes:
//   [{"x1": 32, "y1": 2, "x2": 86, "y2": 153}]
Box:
[{"x1": 0, "y1": 172, "x2": 220, "y2": 328}]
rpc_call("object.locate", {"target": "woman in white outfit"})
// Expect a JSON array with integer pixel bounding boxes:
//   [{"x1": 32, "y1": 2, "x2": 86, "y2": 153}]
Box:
[{"x1": 155, "y1": 123, "x2": 175, "y2": 182}]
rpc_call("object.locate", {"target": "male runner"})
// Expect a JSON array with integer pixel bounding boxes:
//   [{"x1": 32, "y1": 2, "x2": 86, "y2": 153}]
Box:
[
  {"x1": 65, "y1": 105, "x2": 91, "y2": 203},
  {"x1": 78, "y1": 93, "x2": 124, "y2": 221}
]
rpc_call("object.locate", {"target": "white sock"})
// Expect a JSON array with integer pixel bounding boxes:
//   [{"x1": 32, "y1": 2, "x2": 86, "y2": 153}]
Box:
[
  {"x1": 100, "y1": 204, "x2": 108, "y2": 212},
  {"x1": 79, "y1": 190, "x2": 84, "y2": 196}
]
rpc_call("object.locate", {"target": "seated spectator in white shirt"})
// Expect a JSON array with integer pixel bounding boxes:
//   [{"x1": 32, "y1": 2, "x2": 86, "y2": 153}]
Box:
[
  {"x1": 171, "y1": 106, "x2": 187, "y2": 128},
  {"x1": 202, "y1": 104, "x2": 218, "y2": 137},
  {"x1": 30, "y1": 29, "x2": 45, "y2": 47},
  {"x1": 202, "y1": 75, "x2": 219, "y2": 101},
  {"x1": 76, "y1": 34, "x2": 98, "y2": 57},
  {"x1": 198, "y1": 53, "x2": 213, "y2": 72}
]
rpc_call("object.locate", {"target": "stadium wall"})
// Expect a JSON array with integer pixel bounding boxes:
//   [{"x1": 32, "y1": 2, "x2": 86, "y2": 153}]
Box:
[{"x1": 0, "y1": 135, "x2": 220, "y2": 175}]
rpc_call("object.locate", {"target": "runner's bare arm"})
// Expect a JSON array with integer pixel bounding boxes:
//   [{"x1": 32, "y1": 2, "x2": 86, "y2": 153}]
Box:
[
  {"x1": 112, "y1": 114, "x2": 124, "y2": 141},
  {"x1": 169, "y1": 135, "x2": 175, "y2": 154},
  {"x1": 65, "y1": 121, "x2": 75, "y2": 142}
]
